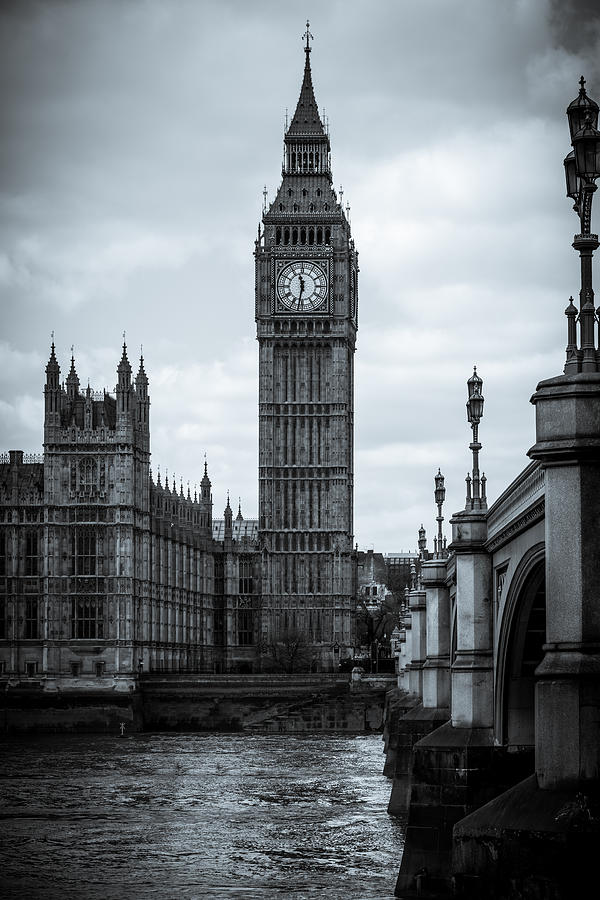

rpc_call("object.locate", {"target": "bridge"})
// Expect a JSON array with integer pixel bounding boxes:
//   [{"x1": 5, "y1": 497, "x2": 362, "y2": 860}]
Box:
[
  {"x1": 385, "y1": 251, "x2": 600, "y2": 900},
  {"x1": 384, "y1": 81, "x2": 600, "y2": 900},
  {"x1": 385, "y1": 374, "x2": 599, "y2": 898}
]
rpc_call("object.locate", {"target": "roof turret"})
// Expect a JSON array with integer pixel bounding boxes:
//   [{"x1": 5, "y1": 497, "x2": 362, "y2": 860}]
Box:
[{"x1": 66, "y1": 349, "x2": 80, "y2": 399}]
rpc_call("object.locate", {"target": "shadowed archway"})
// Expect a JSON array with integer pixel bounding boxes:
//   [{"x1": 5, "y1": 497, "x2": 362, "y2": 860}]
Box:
[{"x1": 496, "y1": 545, "x2": 545, "y2": 749}]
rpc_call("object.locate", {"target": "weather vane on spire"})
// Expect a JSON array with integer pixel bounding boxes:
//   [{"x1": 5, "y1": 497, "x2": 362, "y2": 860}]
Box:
[{"x1": 303, "y1": 19, "x2": 313, "y2": 53}]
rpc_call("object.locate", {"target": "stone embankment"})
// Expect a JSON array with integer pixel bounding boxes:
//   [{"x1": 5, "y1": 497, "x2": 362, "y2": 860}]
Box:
[{"x1": 0, "y1": 672, "x2": 396, "y2": 733}]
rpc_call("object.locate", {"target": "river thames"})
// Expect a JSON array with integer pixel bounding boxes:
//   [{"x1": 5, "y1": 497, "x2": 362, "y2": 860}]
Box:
[{"x1": 0, "y1": 732, "x2": 405, "y2": 899}]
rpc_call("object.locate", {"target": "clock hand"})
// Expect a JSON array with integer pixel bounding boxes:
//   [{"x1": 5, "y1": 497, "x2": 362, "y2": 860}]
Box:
[{"x1": 298, "y1": 276, "x2": 305, "y2": 299}]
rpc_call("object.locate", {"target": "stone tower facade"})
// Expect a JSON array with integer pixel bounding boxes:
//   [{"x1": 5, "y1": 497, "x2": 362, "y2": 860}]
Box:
[
  {"x1": 255, "y1": 36, "x2": 358, "y2": 667},
  {"x1": 0, "y1": 343, "x2": 262, "y2": 683}
]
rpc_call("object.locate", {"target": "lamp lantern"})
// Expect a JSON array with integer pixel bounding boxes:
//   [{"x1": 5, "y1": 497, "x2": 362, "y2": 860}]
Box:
[
  {"x1": 564, "y1": 150, "x2": 578, "y2": 200},
  {"x1": 467, "y1": 365, "x2": 483, "y2": 399},
  {"x1": 434, "y1": 469, "x2": 446, "y2": 506},
  {"x1": 572, "y1": 114, "x2": 600, "y2": 181},
  {"x1": 567, "y1": 76, "x2": 599, "y2": 142},
  {"x1": 466, "y1": 385, "x2": 484, "y2": 424}
]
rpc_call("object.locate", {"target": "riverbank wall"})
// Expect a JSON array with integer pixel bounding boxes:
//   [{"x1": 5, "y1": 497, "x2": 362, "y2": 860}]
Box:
[{"x1": 0, "y1": 673, "x2": 396, "y2": 733}]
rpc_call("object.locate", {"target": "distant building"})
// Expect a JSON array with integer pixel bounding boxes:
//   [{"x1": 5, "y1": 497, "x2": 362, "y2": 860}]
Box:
[{"x1": 357, "y1": 549, "x2": 390, "y2": 610}]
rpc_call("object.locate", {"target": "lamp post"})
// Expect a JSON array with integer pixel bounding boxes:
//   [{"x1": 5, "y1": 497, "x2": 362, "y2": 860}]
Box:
[
  {"x1": 433, "y1": 469, "x2": 447, "y2": 559},
  {"x1": 465, "y1": 367, "x2": 486, "y2": 510},
  {"x1": 564, "y1": 77, "x2": 600, "y2": 374},
  {"x1": 418, "y1": 524, "x2": 427, "y2": 560}
]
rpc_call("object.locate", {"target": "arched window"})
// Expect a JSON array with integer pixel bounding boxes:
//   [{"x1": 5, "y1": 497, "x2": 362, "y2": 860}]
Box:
[
  {"x1": 292, "y1": 227, "x2": 298, "y2": 244},
  {"x1": 288, "y1": 188, "x2": 293, "y2": 197},
  {"x1": 302, "y1": 189, "x2": 307, "y2": 197},
  {"x1": 284, "y1": 228, "x2": 290, "y2": 245},
  {"x1": 300, "y1": 227, "x2": 306, "y2": 245},
  {"x1": 316, "y1": 188, "x2": 321, "y2": 197},
  {"x1": 276, "y1": 227, "x2": 282, "y2": 245},
  {"x1": 317, "y1": 227, "x2": 323, "y2": 243},
  {"x1": 309, "y1": 228, "x2": 314, "y2": 245}
]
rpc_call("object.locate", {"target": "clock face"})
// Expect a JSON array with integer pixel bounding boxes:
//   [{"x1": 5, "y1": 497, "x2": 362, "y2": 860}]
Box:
[{"x1": 277, "y1": 261, "x2": 328, "y2": 312}]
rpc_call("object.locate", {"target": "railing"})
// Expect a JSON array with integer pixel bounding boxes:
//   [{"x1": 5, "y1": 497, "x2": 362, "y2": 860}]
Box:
[
  {"x1": 487, "y1": 461, "x2": 545, "y2": 543},
  {"x1": 0, "y1": 451, "x2": 44, "y2": 465}
]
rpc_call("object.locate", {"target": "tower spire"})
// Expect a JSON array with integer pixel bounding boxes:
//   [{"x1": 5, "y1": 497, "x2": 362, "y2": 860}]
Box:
[
  {"x1": 282, "y1": 25, "x2": 331, "y2": 179},
  {"x1": 66, "y1": 347, "x2": 80, "y2": 400},
  {"x1": 286, "y1": 26, "x2": 325, "y2": 138}
]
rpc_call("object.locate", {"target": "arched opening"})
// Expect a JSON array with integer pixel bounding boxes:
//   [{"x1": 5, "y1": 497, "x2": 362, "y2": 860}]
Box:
[{"x1": 497, "y1": 551, "x2": 545, "y2": 749}]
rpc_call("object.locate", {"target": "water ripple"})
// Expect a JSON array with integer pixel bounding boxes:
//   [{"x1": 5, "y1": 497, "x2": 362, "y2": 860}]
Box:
[{"x1": 0, "y1": 733, "x2": 404, "y2": 899}]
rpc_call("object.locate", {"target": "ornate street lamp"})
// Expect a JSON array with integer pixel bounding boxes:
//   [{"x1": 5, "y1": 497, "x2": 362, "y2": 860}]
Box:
[
  {"x1": 564, "y1": 77, "x2": 600, "y2": 374},
  {"x1": 465, "y1": 367, "x2": 486, "y2": 510},
  {"x1": 417, "y1": 524, "x2": 427, "y2": 560},
  {"x1": 434, "y1": 469, "x2": 447, "y2": 559}
]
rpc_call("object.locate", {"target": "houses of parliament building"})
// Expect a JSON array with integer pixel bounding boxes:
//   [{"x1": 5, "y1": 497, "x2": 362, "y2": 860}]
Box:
[{"x1": 0, "y1": 33, "x2": 359, "y2": 682}]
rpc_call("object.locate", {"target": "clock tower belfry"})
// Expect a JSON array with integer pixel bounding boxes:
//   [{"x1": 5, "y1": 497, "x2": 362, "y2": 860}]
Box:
[{"x1": 255, "y1": 26, "x2": 358, "y2": 669}]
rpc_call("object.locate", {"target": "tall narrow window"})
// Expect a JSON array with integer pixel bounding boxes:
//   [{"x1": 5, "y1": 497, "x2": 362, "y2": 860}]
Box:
[
  {"x1": 238, "y1": 609, "x2": 254, "y2": 646},
  {"x1": 0, "y1": 597, "x2": 6, "y2": 639},
  {"x1": 25, "y1": 599, "x2": 38, "y2": 639},
  {"x1": 71, "y1": 598, "x2": 104, "y2": 639},
  {"x1": 79, "y1": 458, "x2": 97, "y2": 494},
  {"x1": 239, "y1": 558, "x2": 253, "y2": 594},
  {"x1": 73, "y1": 529, "x2": 96, "y2": 576},
  {"x1": 0, "y1": 533, "x2": 6, "y2": 576},
  {"x1": 25, "y1": 531, "x2": 38, "y2": 576},
  {"x1": 214, "y1": 557, "x2": 224, "y2": 595}
]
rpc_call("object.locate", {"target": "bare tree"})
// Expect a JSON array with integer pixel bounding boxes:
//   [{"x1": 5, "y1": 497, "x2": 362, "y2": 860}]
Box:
[{"x1": 261, "y1": 626, "x2": 316, "y2": 673}]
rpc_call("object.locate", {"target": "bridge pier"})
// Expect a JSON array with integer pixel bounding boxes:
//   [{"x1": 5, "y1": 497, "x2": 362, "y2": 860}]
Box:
[
  {"x1": 387, "y1": 560, "x2": 451, "y2": 817},
  {"x1": 395, "y1": 508, "x2": 500, "y2": 896}
]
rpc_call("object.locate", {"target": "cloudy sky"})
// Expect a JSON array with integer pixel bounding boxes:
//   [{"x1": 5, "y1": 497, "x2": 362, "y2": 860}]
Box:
[{"x1": 1, "y1": 0, "x2": 598, "y2": 552}]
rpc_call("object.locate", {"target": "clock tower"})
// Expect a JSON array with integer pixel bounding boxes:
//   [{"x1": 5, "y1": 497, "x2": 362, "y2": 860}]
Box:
[{"x1": 255, "y1": 26, "x2": 358, "y2": 669}]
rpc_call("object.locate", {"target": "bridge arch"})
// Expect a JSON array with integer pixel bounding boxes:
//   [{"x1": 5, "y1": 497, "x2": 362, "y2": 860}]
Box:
[{"x1": 495, "y1": 543, "x2": 545, "y2": 749}]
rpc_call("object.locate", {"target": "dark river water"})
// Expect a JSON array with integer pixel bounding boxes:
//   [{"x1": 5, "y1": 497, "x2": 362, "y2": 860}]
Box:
[{"x1": 0, "y1": 733, "x2": 405, "y2": 899}]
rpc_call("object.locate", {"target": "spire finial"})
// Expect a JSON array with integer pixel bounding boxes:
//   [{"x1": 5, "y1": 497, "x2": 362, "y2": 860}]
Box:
[
  {"x1": 263, "y1": 184, "x2": 268, "y2": 214},
  {"x1": 580, "y1": 75, "x2": 586, "y2": 93},
  {"x1": 303, "y1": 19, "x2": 313, "y2": 54},
  {"x1": 123, "y1": 330, "x2": 126, "y2": 347}
]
